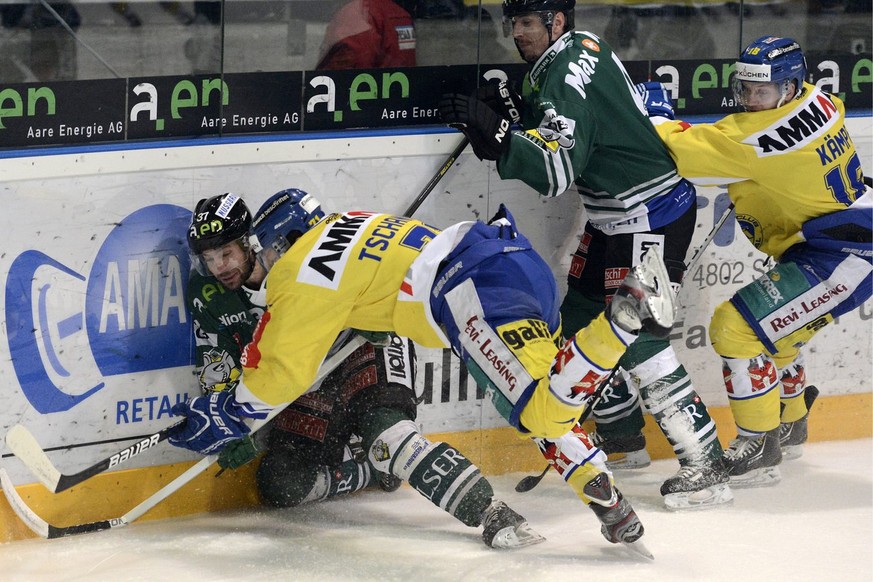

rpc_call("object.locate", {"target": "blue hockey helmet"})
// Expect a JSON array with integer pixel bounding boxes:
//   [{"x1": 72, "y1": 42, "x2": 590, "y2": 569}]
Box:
[
  {"x1": 732, "y1": 36, "x2": 807, "y2": 110},
  {"x1": 252, "y1": 188, "x2": 325, "y2": 270},
  {"x1": 502, "y1": 0, "x2": 575, "y2": 37}
]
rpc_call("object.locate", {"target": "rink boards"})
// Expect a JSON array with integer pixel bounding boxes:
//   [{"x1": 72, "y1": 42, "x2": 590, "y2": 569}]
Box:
[{"x1": 0, "y1": 121, "x2": 870, "y2": 541}]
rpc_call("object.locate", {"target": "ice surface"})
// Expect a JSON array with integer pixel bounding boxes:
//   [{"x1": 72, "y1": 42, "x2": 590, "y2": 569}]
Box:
[{"x1": 1, "y1": 439, "x2": 871, "y2": 582}]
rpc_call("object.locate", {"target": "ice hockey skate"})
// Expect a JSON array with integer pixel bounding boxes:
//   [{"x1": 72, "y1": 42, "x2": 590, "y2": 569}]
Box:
[
  {"x1": 780, "y1": 385, "x2": 820, "y2": 461},
  {"x1": 660, "y1": 460, "x2": 733, "y2": 510},
  {"x1": 723, "y1": 429, "x2": 782, "y2": 488},
  {"x1": 583, "y1": 472, "x2": 653, "y2": 559},
  {"x1": 589, "y1": 430, "x2": 652, "y2": 470},
  {"x1": 481, "y1": 499, "x2": 545, "y2": 549},
  {"x1": 377, "y1": 472, "x2": 403, "y2": 492},
  {"x1": 608, "y1": 245, "x2": 675, "y2": 338}
]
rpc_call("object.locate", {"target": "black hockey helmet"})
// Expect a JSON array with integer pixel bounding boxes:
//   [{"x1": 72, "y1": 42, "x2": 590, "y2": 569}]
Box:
[
  {"x1": 502, "y1": 0, "x2": 575, "y2": 33},
  {"x1": 187, "y1": 193, "x2": 253, "y2": 254}
]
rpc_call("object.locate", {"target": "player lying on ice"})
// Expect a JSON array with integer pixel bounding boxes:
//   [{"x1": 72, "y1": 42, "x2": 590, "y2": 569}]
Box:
[
  {"x1": 186, "y1": 191, "x2": 540, "y2": 549},
  {"x1": 169, "y1": 190, "x2": 678, "y2": 555}
]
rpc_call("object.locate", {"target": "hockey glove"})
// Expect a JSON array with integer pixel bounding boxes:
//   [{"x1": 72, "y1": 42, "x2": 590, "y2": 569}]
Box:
[
  {"x1": 353, "y1": 329, "x2": 393, "y2": 348},
  {"x1": 635, "y1": 81, "x2": 675, "y2": 120},
  {"x1": 474, "y1": 79, "x2": 523, "y2": 125},
  {"x1": 218, "y1": 435, "x2": 260, "y2": 470},
  {"x1": 438, "y1": 93, "x2": 512, "y2": 161},
  {"x1": 168, "y1": 391, "x2": 251, "y2": 455}
]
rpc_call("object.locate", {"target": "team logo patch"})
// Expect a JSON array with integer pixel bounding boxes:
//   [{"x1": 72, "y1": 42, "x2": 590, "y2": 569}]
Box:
[
  {"x1": 737, "y1": 214, "x2": 764, "y2": 249},
  {"x1": 582, "y1": 39, "x2": 600, "y2": 52},
  {"x1": 371, "y1": 440, "x2": 391, "y2": 463},
  {"x1": 198, "y1": 349, "x2": 240, "y2": 392}
]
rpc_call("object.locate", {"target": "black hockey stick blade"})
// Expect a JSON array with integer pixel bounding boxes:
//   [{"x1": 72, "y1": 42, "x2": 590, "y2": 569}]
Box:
[
  {"x1": 515, "y1": 465, "x2": 549, "y2": 493},
  {"x1": 0, "y1": 467, "x2": 119, "y2": 539}
]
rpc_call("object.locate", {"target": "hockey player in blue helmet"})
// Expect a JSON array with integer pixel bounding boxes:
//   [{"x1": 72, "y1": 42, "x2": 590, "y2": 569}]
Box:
[
  {"x1": 438, "y1": 0, "x2": 733, "y2": 511},
  {"x1": 185, "y1": 189, "x2": 547, "y2": 550},
  {"x1": 639, "y1": 35, "x2": 870, "y2": 487},
  {"x1": 730, "y1": 36, "x2": 807, "y2": 111},
  {"x1": 170, "y1": 186, "x2": 689, "y2": 557},
  {"x1": 251, "y1": 188, "x2": 325, "y2": 272}
]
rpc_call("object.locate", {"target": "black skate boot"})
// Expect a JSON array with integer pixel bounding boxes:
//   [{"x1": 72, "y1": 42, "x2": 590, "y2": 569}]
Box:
[
  {"x1": 723, "y1": 428, "x2": 782, "y2": 488},
  {"x1": 589, "y1": 430, "x2": 651, "y2": 470},
  {"x1": 377, "y1": 472, "x2": 403, "y2": 492},
  {"x1": 608, "y1": 245, "x2": 675, "y2": 338},
  {"x1": 780, "y1": 385, "x2": 819, "y2": 461},
  {"x1": 481, "y1": 499, "x2": 545, "y2": 549},
  {"x1": 583, "y1": 472, "x2": 651, "y2": 558},
  {"x1": 659, "y1": 459, "x2": 733, "y2": 510}
]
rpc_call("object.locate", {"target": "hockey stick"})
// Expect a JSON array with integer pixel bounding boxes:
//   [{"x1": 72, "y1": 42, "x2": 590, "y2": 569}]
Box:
[
  {"x1": 6, "y1": 421, "x2": 184, "y2": 494},
  {"x1": 402, "y1": 136, "x2": 469, "y2": 217},
  {"x1": 515, "y1": 203, "x2": 735, "y2": 493},
  {"x1": 1, "y1": 335, "x2": 366, "y2": 539},
  {"x1": 683, "y1": 203, "x2": 734, "y2": 278}
]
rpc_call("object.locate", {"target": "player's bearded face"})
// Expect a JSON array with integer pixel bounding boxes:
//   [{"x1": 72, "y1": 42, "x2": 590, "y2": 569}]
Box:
[
  {"x1": 510, "y1": 14, "x2": 552, "y2": 63},
  {"x1": 201, "y1": 241, "x2": 252, "y2": 290}
]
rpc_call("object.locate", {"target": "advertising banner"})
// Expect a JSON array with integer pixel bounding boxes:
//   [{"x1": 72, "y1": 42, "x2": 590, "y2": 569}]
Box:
[{"x1": 1, "y1": 55, "x2": 868, "y2": 149}]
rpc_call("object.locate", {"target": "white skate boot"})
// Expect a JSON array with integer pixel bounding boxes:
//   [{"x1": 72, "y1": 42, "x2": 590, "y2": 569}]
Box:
[{"x1": 608, "y1": 245, "x2": 676, "y2": 338}]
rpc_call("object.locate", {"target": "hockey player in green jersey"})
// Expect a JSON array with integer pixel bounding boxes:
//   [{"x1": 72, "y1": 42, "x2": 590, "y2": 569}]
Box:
[
  {"x1": 437, "y1": 0, "x2": 731, "y2": 510},
  {"x1": 169, "y1": 189, "x2": 680, "y2": 556},
  {"x1": 639, "y1": 36, "x2": 872, "y2": 488},
  {"x1": 185, "y1": 191, "x2": 544, "y2": 549}
]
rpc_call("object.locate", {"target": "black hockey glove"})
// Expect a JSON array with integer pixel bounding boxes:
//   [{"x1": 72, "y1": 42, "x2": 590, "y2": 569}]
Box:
[
  {"x1": 474, "y1": 79, "x2": 523, "y2": 124},
  {"x1": 438, "y1": 93, "x2": 512, "y2": 161}
]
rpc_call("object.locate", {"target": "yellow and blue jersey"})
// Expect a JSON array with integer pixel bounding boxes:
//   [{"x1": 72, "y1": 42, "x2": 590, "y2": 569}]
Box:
[{"x1": 653, "y1": 83, "x2": 868, "y2": 260}]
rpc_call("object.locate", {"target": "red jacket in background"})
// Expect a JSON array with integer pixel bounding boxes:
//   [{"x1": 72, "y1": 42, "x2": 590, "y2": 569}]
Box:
[{"x1": 316, "y1": 0, "x2": 417, "y2": 70}]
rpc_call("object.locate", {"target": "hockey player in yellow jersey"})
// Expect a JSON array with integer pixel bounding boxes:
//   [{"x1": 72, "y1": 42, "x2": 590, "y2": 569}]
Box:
[
  {"x1": 169, "y1": 190, "x2": 678, "y2": 555},
  {"x1": 638, "y1": 36, "x2": 872, "y2": 488},
  {"x1": 185, "y1": 191, "x2": 548, "y2": 550}
]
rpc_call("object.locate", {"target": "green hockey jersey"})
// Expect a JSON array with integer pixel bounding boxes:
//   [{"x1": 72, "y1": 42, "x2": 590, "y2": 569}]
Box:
[
  {"x1": 497, "y1": 30, "x2": 689, "y2": 233},
  {"x1": 187, "y1": 271, "x2": 266, "y2": 392}
]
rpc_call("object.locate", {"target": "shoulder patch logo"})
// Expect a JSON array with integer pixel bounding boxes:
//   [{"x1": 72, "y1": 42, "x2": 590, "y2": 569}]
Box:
[{"x1": 582, "y1": 39, "x2": 600, "y2": 52}]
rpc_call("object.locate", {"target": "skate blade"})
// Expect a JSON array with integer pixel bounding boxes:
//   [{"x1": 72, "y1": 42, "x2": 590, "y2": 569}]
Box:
[
  {"x1": 663, "y1": 483, "x2": 734, "y2": 511},
  {"x1": 781, "y1": 445, "x2": 803, "y2": 461},
  {"x1": 622, "y1": 539, "x2": 654, "y2": 560},
  {"x1": 729, "y1": 466, "x2": 781, "y2": 489},
  {"x1": 489, "y1": 523, "x2": 546, "y2": 549},
  {"x1": 605, "y1": 450, "x2": 652, "y2": 471}
]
